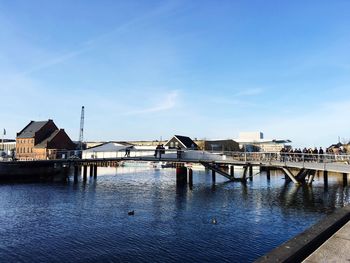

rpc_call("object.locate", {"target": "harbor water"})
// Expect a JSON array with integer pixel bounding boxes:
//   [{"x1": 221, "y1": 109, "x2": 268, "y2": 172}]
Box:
[{"x1": 0, "y1": 166, "x2": 349, "y2": 262}]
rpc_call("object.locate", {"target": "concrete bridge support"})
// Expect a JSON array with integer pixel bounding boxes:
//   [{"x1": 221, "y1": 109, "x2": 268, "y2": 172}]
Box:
[
  {"x1": 266, "y1": 168, "x2": 271, "y2": 180},
  {"x1": 83, "y1": 165, "x2": 87, "y2": 181},
  {"x1": 90, "y1": 165, "x2": 94, "y2": 177},
  {"x1": 249, "y1": 165, "x2": 253, "y2": 181},
  {"x1": 281, "y1": 167, "x2": 299, "y2": 184},
  {"x1": 343, "y1": 173, "x2": 348, "y2": 186},
  {"x1": 323, "y1": 171, "x2": 328, "y2": 188},
  {"x1": 188, "y1": 168, "x2": 193, "y2": 188},
  {"x1": 242, "y1": 166, "x2": 248, "y2": 181},
  {"x1": 176, "y1": 167, "x2": 187, "y2": 185},
  {"x1": 94, "y1": 165, "x2": 98, "y2": 179},
  {"x1": 307, "y1": 171, "x2": 316, "y2": 185},
  {"x1": 212, "y1": 169, "x2": 216, "y2": 183},
  {"x1": 230, "y1": 165, "x2": 234, "y2": 178},
  {"x1": 74, "y1": 165, "x2": 79, "y2": 183}
]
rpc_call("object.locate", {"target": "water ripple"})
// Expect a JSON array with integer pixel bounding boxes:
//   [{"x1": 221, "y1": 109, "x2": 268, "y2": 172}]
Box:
[{"x1": 0, "y1": 167, "x2": 348, "y2": 262}]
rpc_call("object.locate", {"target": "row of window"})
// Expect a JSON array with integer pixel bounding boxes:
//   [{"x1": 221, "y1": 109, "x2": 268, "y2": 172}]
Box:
[
  {"x1": 17, "y1": 147, "x2": 33, "y2": 154},
  {"x1": 169, "y1": 141, "x2": 179, "y2": 147},
  {"x1": 17, "y1": 139, "x2": 34, "y2": 144}
]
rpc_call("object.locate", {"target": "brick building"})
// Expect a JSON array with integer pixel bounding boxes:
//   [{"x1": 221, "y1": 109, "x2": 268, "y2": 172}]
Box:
[{"x1": 16, "y1": 120, "x2": 76, "y2": 160}]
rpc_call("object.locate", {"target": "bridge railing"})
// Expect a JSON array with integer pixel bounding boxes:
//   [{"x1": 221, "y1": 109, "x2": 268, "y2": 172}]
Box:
[
  {"x1": 5, "y1": 148, "x2": 350, "y2": 167},
  {"x1": 220, "y1": 151, "x2": 350, "y2": 165}
]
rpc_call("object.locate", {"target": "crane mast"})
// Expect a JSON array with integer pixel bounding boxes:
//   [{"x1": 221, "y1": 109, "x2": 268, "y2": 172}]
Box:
[{"x1": 79, "y1": 106, "x2": 85, "y2": 150}]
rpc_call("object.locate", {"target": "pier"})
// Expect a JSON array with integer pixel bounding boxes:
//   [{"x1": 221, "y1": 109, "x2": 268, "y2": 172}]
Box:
[
  {"x1": 304, "y1": 220, "x2": 350, "y2": 262},
  {"x1": 256, "y1": 205, "x2": 350, "y2": 262}
]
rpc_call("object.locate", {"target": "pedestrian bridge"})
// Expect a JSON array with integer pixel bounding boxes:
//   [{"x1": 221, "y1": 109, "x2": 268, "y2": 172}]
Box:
[
  {"x1": 78, "y1": 149, "x2": 350, "y2": 185},
  {"x1": 2, "y1": 150, "x2": 350, "y2": 185}
]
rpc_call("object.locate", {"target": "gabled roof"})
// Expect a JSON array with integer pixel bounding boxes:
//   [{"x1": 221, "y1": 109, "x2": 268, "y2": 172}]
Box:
[
  {"x1": 17, "y1": 120, "x2": 52, "y2": 138},
  {"x1": 34, "y1": 130, "x2": 60, "y2": 148},
  {"x1": 328, "y1": 142, "x2": 343, "y2": 149},
  {"x1": 166, "y1": 135, "x2": 198, "y2": 148}
]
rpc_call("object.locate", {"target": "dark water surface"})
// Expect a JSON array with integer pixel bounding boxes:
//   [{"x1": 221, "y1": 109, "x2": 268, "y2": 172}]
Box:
[{"x1": 0, "y1": 167, "x2": 349, "y2": 262}]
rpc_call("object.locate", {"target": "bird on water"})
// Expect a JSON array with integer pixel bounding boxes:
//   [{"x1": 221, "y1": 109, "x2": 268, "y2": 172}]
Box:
[{"x1": 128, "y1": 210, "x2": 135, "y2": 216}]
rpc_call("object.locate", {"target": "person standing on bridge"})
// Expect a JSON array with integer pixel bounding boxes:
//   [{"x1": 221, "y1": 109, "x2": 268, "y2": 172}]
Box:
[
  {"x1": 177, "y1": 146, "x2": 182, "y2": 159},
  {"x1": 319, "y1": 147, "x2": 324, "y2": 162},
  {"x1": 313, "y1": 147, "x2": 319, "y2": 162},
  {"x1": 159, "y1": 144, "x2": 165, "y2": 159},
  {"x1": 154, "y1": 145, "x2": 160, "y2": 158},
  {"x1": 125, "y1": 147, "x2": 131, "y2": 157}
]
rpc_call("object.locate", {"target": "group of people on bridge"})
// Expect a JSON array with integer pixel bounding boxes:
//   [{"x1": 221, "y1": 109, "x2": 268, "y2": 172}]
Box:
[{"x1": 280, "y1": 146, "x2": 347, "y2": 162}]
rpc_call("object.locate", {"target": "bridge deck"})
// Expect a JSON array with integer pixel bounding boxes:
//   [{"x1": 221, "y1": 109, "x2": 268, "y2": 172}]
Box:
[{"x1": 2, "y1": 151, "x2": 350, "y2": 175}]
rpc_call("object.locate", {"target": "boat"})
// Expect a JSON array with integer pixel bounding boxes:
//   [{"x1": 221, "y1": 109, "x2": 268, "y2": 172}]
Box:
[{"x1": 161, "y1": 162, "x2": 173, "y2": 168}]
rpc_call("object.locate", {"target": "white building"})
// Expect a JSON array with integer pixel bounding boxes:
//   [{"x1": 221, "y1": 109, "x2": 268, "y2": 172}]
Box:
[
  {"x1": 82, "y1": 142, "x2": 161, "y2": 159},
  {"x1": 0, "y1": 139, "x2": 16, "y2": 155},
  {"x1": 235, "y1": 132, "x2": 291, "y2": 152}
]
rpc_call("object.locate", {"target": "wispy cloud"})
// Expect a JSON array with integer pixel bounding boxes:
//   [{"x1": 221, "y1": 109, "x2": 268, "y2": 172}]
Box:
[
  {"x1": 235, "y1": 88, "x2": 264, "y2": 96},
  {"x1": 125, "y1": 90, "x2": 179, "y2": 115},
  {"x1": 208, "y1": 87, "x2": 264, "y2": 106},
  {"x1": 16, "y1": 2, "x2": 180, "y2": 77},
  {"x1": 19, "y1": 47, "x2": 91, "y2": 76}
]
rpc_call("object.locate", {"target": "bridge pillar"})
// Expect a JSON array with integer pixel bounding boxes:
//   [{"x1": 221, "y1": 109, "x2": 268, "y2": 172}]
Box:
[
  {"x1": 74, "y1": 165, "x2": 79, "y2": 183},
  {"x1": 308, "y1": 171, "x2": 315, "y2": 185},
  {"x1": 230, "y1": 165, "x2": 234, "y2": 177},
  {"x1": 212, "y1": 169, "x2": 216, "y2": 183},
  {"x1": 83, "y1": 165, "x2": 87, "y2": 181},
  {"x1": 323, "y1": 171, "x2": 328, "y2": 188},
  {"x1": 94, "y1": 165, "x2": 98, "y2": 179},
  {"x1": 188, "y1": 168, "x2": 193, "y2": 188},
  {"x1": 90, "y1": 165, "x2": 94, "y2": 177},
  {"x1": 266, "y1": 167, "x2": 271, "y2": 180},
  {"x1": 343, "y1": 173, "x2": 348, "y2": 186},
  {"x1": 176, "y1": 167, "x2": 187, "y2": 185},
  {"x1": 249, "y1": 165, "x2": 253, "y2": 181},
  {"x1": 242, "y1": 166, "x2": 248, "y2": 180}
]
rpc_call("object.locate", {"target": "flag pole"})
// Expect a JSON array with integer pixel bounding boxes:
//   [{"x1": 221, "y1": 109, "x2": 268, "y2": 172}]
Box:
[{"x1": 1, "y1": 128, "x2": 4, "y2": 152}]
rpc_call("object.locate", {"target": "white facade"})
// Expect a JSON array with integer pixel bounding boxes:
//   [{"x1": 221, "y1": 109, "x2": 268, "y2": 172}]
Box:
[
  {"x1": 0, "y1": 141, "x2": 16, "y2": 155},
  {"x1": 238, "y1": 132, "x2": 264, "y2": 142},
  {"x1": 82, "y1": 142, "x2": 164, "y2": 159},
  {"x1": 235, "y1": 132, "x2": 291, "y2": 152}
]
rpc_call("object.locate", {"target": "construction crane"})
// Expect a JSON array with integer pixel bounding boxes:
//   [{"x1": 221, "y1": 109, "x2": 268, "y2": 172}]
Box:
[{"x1": 78, "y1": 106, "x2": 85, "y2": 150}]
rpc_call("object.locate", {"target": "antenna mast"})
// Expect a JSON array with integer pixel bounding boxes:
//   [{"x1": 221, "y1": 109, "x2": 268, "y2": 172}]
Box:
[{"x1": 79, "y1": 106, "x2": 85, "y2": 150}]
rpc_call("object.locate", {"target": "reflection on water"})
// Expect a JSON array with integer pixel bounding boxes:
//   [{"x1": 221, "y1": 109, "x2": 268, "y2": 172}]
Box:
[{"x1": 0, "y1": 166, "x2": 349, "y2": 263}]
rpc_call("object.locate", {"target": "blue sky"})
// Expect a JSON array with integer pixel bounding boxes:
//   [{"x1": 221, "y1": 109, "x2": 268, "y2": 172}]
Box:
[{"x1": 1, "y1": 0, "x2": 350, "y2": 147}]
